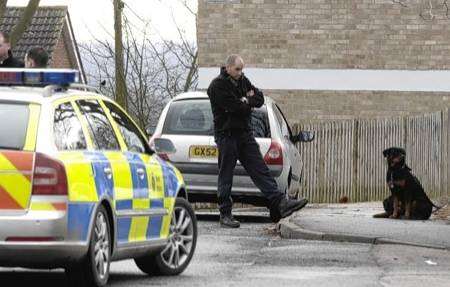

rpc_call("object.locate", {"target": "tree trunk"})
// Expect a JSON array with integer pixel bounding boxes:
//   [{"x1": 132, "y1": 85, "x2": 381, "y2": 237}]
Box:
[
  {"x1": 183, "y1": 50, "x2": 198, "y2": 92},
  {"x1": 113, "y1": 0, "x2": 128, "y2": 110},
  {"x1": 0, "y1": 0, "x2": 7, "y2": 22},
  {"x1": 10, "y1": 0, "x2": 40, "y2": 48}
]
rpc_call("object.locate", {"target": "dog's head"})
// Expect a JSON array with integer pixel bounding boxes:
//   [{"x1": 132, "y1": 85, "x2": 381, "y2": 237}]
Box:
[{"x1": 383, "y1": 147, "x2": 406, "y2": 168}]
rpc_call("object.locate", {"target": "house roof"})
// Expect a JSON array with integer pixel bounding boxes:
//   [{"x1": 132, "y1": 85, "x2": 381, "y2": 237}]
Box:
[
  {"x1": 0, "y1": 6, "x2": 86, "y2": 83},
  {"x1": 0, "y1": 6, "x2": 67, "y2": 61}
]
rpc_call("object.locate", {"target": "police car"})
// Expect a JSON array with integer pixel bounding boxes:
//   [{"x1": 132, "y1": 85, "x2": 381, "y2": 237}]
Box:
[{"x1": 0, "y1": 69, "x2": 197, "y2": 286}]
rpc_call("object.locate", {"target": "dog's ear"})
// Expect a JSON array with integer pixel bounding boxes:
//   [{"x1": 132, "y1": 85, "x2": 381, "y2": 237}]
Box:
[{"x1": 383, "y1": 148, "x2": 392, "y2": 158}]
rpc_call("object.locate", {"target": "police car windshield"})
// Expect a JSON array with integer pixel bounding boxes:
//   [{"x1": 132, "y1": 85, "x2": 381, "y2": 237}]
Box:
[{"x1": 0, "y1": 102, "x2": 29, "y2": 150}]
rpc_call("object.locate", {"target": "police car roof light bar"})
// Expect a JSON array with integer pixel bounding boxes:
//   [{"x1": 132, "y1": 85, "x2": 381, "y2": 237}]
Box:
[{"x1": 0, "y1": 68, "x2": 79, "y2": 87}]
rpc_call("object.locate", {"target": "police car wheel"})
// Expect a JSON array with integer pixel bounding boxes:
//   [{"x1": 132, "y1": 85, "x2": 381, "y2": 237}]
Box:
[
  {"x1": 66, "y1": 205, "x2": 111, "y2": 287},
  {"x1": 135, "y1": 197, "x2": 197, "y2": 276}
]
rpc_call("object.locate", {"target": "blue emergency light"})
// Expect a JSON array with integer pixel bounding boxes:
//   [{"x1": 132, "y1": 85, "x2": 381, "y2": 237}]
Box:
[{"x1": 0, "y1": 68, "x2": 79, "y2": 86}]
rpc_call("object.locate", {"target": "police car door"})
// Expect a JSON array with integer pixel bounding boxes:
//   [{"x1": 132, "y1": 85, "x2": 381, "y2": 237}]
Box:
[
  {"x1": 103, "y1": 100, "x2": 168, "y2": 242},
  {"x1": 75, "y1": 99, "x2": 134, "y2": 245}
]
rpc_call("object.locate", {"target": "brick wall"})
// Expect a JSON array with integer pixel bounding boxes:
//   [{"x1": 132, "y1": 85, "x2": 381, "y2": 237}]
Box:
[
  {"x1": 198, "y1": 0, "x2": 450, "y2": 69},
  {"x1": 50, "y1": 28, "x2": 74, "y2": 69},
  {"x1": 268, "y1": 90, "x2": 450, "y2": 122},
  {"x1": 197, "y1": 0, "x2": 450, "y2": 121}
]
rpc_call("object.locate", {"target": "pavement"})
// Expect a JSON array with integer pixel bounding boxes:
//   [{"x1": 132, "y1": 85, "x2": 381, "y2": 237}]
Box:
[{"x1": 280, "y1": 202, "x2": 450, "y2": 249}]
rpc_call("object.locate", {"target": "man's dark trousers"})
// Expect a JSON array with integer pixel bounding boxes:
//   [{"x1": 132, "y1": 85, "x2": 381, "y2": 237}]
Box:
[{"x1": 215, "y1": 130, "x2": 284, "y2": 215}]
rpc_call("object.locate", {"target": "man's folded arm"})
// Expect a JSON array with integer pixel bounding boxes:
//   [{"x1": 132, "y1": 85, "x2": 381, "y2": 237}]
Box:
[
  {"x1": 243, "y1": 76, "x2": 264, "y2": 108},
  {"x1": 214, "y1": 81, "x2": 251, "y2": 115}
]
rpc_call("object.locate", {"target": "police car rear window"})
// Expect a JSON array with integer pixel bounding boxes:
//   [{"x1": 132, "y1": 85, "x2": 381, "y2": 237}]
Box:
[{"x1": 0, "y1": 103, "x2": 29, "y2": 150}]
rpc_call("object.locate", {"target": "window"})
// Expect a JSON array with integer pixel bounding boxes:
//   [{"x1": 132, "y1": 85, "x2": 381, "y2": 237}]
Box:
[
  {"x1": 104, "y1": 101, "x2": 150, "y2": 154},
  {"x1": 248, "y1": 106, "x2": 271, "y2": 138},
  {"x1": 163, "y1": 99, "x2": 214, "y2": 136},
  {"x1": 53, "y1": 102, "x2": 87, "y2": 150},
  {"x1": 0, "y1": 103, "x2": 29, "y2": 150},
  {"x1": 76, "y1": 99, "x2": 120, "y2": 150}
]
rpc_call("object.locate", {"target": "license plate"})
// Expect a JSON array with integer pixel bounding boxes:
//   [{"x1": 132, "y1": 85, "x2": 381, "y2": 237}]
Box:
[{"x1": 189, "y1": 145, "x2": 218, "y2": 158}]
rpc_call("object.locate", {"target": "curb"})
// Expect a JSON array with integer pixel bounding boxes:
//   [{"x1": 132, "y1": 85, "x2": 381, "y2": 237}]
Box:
[{"x1": 279, "y1": 220, "x2": 449, "y2": 250}]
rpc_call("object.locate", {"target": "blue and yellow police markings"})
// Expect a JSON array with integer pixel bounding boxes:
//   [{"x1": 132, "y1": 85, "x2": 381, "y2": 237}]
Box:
[
  {"x1": 154, "y1": 156, "x2": 184, "y2": 238},
  {"x1": 84, "y1": 151, "x2": 115, "y2": 199},
  {"x1": 103, "y1": 151, "x2": 133, "y2": 201},
  {"x1": 58, "y1": 151, "x2": 105, "y2": 241},
  {"x1": 58, "y1": 148, "x2": 181, "y2": 244}
]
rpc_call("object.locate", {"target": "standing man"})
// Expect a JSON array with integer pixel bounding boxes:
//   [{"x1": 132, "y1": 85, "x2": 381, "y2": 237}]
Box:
[
  {"x1": 24, "y1": 47, "x2": 49, "y2": 68},
  {"x1": 207, "y1": 54, "x2": 308, "y2": 228},
  {"x1": 0, "y1": 32, "x2": 24, "y2": 68}
]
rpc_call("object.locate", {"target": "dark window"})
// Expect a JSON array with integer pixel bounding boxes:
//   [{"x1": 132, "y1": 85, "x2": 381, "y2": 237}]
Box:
[
  {"x1": 163, "y1": 99, "x2": 214, "y2": 136},
  {"x1": 0, "y1": 103, "x2": 29, "y2": 150},
  {"x1": 104, "y1": 101, "x2": 150, "y2": 154},
  {"x1": 53, "y1": 102, "x2": 87, "y2": 150},
  {"x1": 248, "y1": 106, "x2": 271, "y2": 138},
  {"x1": 76, "y1": 99, "x2": 120, "y2": 150}
]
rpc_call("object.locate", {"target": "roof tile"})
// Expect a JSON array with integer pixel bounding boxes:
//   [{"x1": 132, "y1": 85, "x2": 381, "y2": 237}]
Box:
[{"x1": 0, "y1": 6, "x2": 67, "y2": 61}]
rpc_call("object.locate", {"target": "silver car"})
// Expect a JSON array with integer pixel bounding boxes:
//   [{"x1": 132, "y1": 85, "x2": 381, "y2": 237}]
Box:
[{"x1": 151, "y1": 92, "x2": 314, "y2": 206}]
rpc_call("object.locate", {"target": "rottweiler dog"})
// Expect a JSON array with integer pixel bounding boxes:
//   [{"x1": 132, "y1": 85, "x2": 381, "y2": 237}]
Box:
[{"x1": 373, "y1": 147, "x2": 435, "y2": 220}]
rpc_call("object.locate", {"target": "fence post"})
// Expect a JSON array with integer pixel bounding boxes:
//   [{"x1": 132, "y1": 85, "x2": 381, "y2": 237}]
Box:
[
  {"x1": 352, "y1": 119, "x2": 359, "y2": 202},
  {"x1": 402, "y1": 115, "x2": 407, "y2": 149}
]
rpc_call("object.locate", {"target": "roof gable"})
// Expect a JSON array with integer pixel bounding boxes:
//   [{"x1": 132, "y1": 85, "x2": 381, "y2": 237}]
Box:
[{"x1": 0, "y1": 6, "x2": 67, "y2": 61}]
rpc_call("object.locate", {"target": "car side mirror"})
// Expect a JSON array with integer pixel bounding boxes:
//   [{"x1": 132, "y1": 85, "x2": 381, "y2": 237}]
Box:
[
  {"x1": 153, "y1": 138, "x2": 176, "y2": 154},
  {"x1": 291, "y1": 131, "x2": 315, "y2": 144}
]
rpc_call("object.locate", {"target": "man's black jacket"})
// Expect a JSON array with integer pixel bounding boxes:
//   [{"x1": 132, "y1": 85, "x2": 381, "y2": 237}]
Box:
[
  {"x1": 207, "y1": 67, "x2": 264, "y2": 133},
  {"x1": 0, "y1": 51, "x2": 24, "y2": 68}
]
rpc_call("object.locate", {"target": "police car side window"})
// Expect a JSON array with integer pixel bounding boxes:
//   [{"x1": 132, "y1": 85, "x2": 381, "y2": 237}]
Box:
[
  {"x1": 76, "y1": 99, "x2": 120, "y2": 151},
  {"x1": 104, "y1": 101, "x2": 149, "y2": 154},
  {"x1": 53, "y1": 102, "x2": 87, "y2": 150}
]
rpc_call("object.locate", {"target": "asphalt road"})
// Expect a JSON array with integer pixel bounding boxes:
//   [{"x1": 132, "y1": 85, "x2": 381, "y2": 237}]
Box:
[{"x1": 1, "y1": 213, "x2": 450, "y2": 287}]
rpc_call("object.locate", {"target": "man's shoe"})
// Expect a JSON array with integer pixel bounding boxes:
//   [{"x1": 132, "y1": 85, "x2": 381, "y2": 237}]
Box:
[
  {"x1": 220, "y1": 215, "x2": 240, "y2": 228},
  {"x1": 269, "y1": 205, "x2": 282, "y2": 223},
  {"x1": 278, "y1": 198, "x2": 308, "y2": 219},
  {"x1": 373, "y1": 212, "x2": 389, "y2": 218}
]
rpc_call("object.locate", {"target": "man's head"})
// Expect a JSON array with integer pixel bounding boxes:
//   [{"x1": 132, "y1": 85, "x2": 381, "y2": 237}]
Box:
[
  {"x1": 383, "y1": 147, "x2": 406, "y2": 168},
  {"x1": 25, "y1": 47, "x2": 49, "y2": 68},
  {"x1": 225, "y1": 54, "x2": 244, "y2": 80},
  {"x1": 0, "y1": 32, "x2": 11, "y2": 61}
]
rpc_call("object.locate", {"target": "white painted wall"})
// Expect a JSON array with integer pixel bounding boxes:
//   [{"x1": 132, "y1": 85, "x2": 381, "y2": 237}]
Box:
[{"x1": 199, "y1": 67, "x2": 450, "y2": 92}]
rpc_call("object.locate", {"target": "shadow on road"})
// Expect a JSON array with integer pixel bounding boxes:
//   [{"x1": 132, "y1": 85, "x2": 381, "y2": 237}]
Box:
[
  {"x1": 0, "y1": 270, "x2": 159, "y2": 286},
  {"x1": 196, "y1": 212, "x2": 272, "y2": 223},
  {"x1": 0, "y1": 271, "x2": 66, "y2": 286}
]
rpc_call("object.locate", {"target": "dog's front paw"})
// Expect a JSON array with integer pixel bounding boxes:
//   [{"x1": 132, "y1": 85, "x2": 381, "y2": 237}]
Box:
[{"x1": 389, "y1": 214, "x2": 399, "y2": 219}]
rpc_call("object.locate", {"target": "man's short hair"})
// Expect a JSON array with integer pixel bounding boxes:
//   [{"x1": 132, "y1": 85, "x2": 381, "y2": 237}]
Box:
[
  {"x1": 225, "y1": 54, "x2": 242, "y2": 67},
  {"x1": 26, "y1": 47, "x2": 49, "y2": 68},
  {"x1": 0, "y1": 32, "x2": 10, "y2": 43}
]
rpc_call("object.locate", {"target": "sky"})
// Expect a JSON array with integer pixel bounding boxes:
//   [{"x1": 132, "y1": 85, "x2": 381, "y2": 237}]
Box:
[{"x1": 7, "y1": 0, "x2": 198, "y2": 43}]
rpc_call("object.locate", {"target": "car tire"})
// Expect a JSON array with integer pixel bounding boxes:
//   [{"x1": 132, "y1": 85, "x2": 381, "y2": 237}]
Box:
[
  {"x1": 135, "y1": 197, "x2": 197, "y2": 276},
  {"x1": 66, "y1": 205, "x2": 111, "y2": 287}
]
